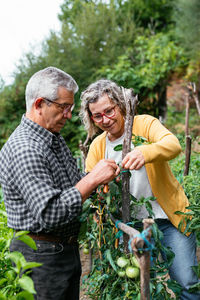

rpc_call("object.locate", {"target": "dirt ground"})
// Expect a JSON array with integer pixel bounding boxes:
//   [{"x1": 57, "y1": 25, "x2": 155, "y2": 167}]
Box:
[{"x1": 80, "y1": 249, "x2": 91, "y2": 300}]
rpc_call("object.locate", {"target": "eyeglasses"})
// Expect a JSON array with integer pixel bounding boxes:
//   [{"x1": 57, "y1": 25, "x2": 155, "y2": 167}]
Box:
[
  {"x1": 91, "y1": 106, "x2": 116, "y2": 123},
  {"x1": 43, "y1": 98, "x2": 74, "y2": 113}
]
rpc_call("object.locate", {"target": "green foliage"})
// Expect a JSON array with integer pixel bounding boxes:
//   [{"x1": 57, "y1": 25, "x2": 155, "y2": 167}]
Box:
[
  {"x1": 173, "y1": 0, "x2": 200, "y2": 83},
  {"x1": 79, "y1": 182, "x2": 182, "y2": 299},
  {"x1": 170, "y1": 154, "x2": 200, "y2": 246},
  {"x1": 0, "y1": 0, "x2": 197, "y2": 153},
  {"x1": 173, "y1": 0, "x2": 200, "y2": 61},
  {"x1": 98, "y1": 31, "x2": 186, "y2": 117},
  {"x1": 116, "y1": 0, "x2": 175, "y2": 31},
  {"x1": 0, "y1": 190, "x2": 42, "y2": 299}
]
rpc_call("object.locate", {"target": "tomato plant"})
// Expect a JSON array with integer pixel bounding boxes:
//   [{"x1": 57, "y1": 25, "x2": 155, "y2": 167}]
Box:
[
  {"x1": 0, "y1": 193, "x2": 42, "y2": 300},
  {"x1": 79, "y1": 182, "x2": 182, "y2": 299},
  {"x1": 79, "y1": 134, "x2": 199, "y2": 299}
]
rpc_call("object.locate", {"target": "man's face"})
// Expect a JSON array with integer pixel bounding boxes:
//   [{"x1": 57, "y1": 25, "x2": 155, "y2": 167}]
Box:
[{"x1": 41, "y1": 87, "x2": 74, "y2": 133}]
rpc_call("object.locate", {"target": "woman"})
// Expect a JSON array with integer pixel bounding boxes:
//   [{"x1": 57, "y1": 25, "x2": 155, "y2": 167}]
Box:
[{"x1": 80, "y1": 79, "x2": 200, "y2": 300}]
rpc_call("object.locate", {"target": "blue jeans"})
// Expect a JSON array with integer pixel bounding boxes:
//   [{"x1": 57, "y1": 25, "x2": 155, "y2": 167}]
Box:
[
  {"x1": 10, "y1": 239, "x2": 82, "y2": 300},
  {"x1": 156, "y1": 219, "x2": 200, "y2": 300}
]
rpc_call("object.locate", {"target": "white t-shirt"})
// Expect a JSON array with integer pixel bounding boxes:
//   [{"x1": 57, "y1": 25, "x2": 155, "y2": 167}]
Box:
[{"x1": 105, "y1": 134, "x2": 168, "y2": 220}]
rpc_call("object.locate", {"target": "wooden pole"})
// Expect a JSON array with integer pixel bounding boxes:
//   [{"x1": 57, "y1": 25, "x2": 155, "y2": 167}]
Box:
[
  {"x1": 121, "y1": 88, "x2": 138, "y2": 253},
  {"x1": 79, "y1": 134, "x2": 90, "y2": 171},
  {"x1": 110, "y1": 215, "x2": 154, "y2": 300},
  {"x1": 136, "y1": 219, "x2": 154, "y2": 300},
  {"x1": 191, "y1": 82, "x2": 200, "y2": 116},
  {"x1": 184, "y1": 87, "x2": 192, "y2": 176}
]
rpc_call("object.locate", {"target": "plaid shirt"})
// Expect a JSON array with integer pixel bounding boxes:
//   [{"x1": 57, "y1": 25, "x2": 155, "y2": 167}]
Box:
[{"x1": 0, "y1": 115, "x2": 84, "y2": 238}]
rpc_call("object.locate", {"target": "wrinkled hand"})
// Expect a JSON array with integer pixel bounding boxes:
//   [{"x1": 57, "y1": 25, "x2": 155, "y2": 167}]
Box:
[
  {"x1": 91, "y1": 159, "x2": 120, "y2": 185},
  {"x1": 122, "y1": 149, "x2": 145, "y2": 170}
]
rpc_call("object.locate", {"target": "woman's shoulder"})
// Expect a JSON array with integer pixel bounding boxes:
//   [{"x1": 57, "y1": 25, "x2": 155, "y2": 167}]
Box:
[
  {"x1": 90, "y1": 131, "x2": 107, "y2": 146},
  {"x1": 134, "y1": 114, "x2": 156, "y2": 123}
]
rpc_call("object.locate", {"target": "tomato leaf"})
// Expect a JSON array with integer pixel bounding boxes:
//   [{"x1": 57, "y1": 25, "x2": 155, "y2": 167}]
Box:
[{"x1": 104, "y1": 249, "x2": 117, "y2": 272}]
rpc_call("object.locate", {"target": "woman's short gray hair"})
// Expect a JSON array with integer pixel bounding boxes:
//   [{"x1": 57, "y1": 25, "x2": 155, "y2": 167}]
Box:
[
  {"x1": 80, "y1": 79, "x2": 126, "y2": 138},
  {"x1": 25, "y1": 66, "x2": 78, "y2": 112}
]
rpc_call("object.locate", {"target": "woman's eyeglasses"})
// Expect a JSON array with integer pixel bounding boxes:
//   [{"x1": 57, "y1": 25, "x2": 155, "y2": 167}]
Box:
[
  {"x1": 43, "y1": 98, "x2": 74, "y2": 113},
  {"x1": 91, "y1": 106, "x2": 116, "y2": 123}
]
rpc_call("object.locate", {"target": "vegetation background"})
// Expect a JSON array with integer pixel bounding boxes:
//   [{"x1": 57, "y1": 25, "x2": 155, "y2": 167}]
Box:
[
  {"x1": 0, "y1": 0, "x2": 199, "y2": 299},
  {"x1": 0, "y1": 0, "x2": 199, "y2": 153}
]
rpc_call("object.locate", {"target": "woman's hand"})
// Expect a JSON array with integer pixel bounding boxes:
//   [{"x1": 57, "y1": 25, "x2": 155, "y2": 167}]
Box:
[{"x1": 122, "y1": 149, "x2": 145, "y2": 170}]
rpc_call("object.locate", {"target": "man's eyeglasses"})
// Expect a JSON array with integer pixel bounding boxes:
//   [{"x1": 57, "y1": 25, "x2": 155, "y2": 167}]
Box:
[
  {"x1": 91, "y1": 106, "x2": 116, "y2": 123},
  {"x1": 43, "y1": 98, "x2": 74, "y2": 113}
]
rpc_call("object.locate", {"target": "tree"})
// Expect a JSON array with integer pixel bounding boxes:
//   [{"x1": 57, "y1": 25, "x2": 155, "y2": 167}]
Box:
[
  {"x1": 97, "y1": 32, "x2": 185, "y2": 121},
  {"x1": 173, "y1": 0, "x2": 200, "y2": 91},
  {"x1": 0, "y1": 0, "x2": 187, "y2": 152}
]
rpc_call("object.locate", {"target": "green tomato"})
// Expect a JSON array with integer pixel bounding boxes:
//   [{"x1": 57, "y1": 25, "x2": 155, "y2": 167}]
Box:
[
  {"x1": 125, "y1": 266, "x2": 140, "y2": 279},
  {"x1": 118, "y1": 270, "x2": 126, "y2": 277},
  {"x1": 116, "y1": 257, "x2": 128, "y2": 268},
  {"x1": 131, "y1": 256, "x2": 140, "y2": 269},
  {"x1": 83, "y1": 248, "x2": 89, "y2": 254},
  {"x1": 84, "y1": 243, "x2": 89, "y2": 249}
]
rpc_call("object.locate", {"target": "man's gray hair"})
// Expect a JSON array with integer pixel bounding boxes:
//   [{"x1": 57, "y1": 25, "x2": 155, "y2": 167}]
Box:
[
  {"x1": 25, "y1": 66, "x2": 78, "y2": 112},
  {"x1": 80, "y1": 79, "x2": 126, "y2": 138}
]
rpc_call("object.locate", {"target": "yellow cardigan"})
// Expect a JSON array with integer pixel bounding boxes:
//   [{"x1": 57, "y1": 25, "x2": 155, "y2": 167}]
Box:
[{"x1": 85, "y1": 114, "x2": 190, "y2": 230}]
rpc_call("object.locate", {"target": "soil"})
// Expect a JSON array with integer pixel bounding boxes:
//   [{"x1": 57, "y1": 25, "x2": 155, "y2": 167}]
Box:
[{"x1": 80, "y1": 249, "x2": 91, "y2": 300}]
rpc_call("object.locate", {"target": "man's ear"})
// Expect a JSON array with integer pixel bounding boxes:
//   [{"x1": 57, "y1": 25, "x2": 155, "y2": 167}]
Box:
[{"x1": 35, "y1": 98, "x2": 44, "y2": 110}]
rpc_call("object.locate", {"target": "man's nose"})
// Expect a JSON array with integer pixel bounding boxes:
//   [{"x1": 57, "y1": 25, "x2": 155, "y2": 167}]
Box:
[{"x1": 63, "y1": 110, "x2": 72, "y2": 119}]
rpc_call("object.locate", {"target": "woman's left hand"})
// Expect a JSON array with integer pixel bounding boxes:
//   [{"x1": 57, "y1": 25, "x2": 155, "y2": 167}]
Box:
[{"x1": 121, "y1": 149, "x2": 145, "y2": 170}]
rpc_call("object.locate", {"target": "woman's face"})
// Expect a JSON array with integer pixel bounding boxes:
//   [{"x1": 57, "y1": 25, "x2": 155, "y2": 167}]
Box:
[{"x1": 89, "y1": 94, "x2": 125, "y2": 141}]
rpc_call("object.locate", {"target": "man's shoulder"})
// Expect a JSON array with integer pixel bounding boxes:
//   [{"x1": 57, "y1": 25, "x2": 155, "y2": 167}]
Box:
[{"x1": 1, "y1": 124, "x2": 44, "y2": 158}]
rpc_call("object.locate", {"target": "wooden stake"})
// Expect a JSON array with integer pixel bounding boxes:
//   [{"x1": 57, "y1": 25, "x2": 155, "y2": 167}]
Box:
[
  {"x1": 121, "y1": 88, "x2": 138, "y2": 253},
  {"x1": 184, "y1": 87, "x2": 191, "y2": 176},
  {"x1": 110, "y1": 215, "x2": 154, "y2": 300}
]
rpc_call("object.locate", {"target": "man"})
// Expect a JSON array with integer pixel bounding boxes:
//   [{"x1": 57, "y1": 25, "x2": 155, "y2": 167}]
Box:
[
  {"x1": 80, "y1": 79, "x2": 200, "y2": 300},
  {"x1": 0, "y1": 68, "x2": 120, "y2": 300}
]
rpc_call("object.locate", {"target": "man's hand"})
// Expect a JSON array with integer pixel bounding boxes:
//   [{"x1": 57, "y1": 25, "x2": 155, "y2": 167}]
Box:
[
  {"x1": 90, "y1": 159, "x2": 120, "y2": 185},
  {"x1": 75, "y1": 159, "x2": 120, "y2": 202},
  {"x1": 122, "y1": 149, "x2": 145, "y2": 170}
]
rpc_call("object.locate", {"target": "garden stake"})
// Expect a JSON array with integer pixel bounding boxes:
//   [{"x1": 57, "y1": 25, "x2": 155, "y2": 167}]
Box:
[
  {"x1": 133, "y1": 219, "x2": 154, "y2": 300},
  {"x1": 121, "y1": 87, "x2": 138, "y2": 253},
  {"x1": 187, "y1": 82, "x2": 200, "y2": 116},
  {"x1": 184, "y1": 87, "x2": 192, "y2": 176},
  {"x1": 111, "y1": 215, "x2": 154, "y2": 300}
]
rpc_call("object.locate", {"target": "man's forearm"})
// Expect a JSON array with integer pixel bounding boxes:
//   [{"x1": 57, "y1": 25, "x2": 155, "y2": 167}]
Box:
[{"x1": 75, "y1": 172, "x2": 98, "y2": 202}]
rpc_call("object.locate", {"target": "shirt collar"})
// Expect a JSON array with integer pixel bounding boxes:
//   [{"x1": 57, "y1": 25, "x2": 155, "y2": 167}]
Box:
[{"x1": 21, "y1": 114, "x2": 61, "y2": 147}]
